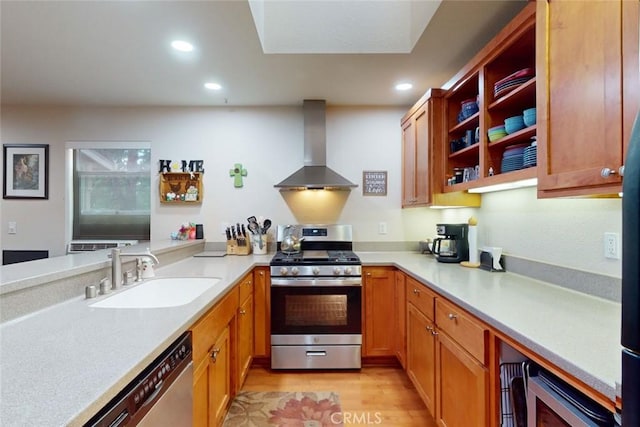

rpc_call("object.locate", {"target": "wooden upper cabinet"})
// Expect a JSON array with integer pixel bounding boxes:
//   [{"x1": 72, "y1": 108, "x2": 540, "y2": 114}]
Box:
[
  {"x1": 402, "y1": 115, "x2": 418, "y2": 206},
  {"x1": 537, "y1": 0, "x2": 640, "y2": 197}
]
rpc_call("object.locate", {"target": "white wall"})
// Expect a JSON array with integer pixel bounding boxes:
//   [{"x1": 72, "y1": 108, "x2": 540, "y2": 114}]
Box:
[
  {"x1": 440, "y1": 187, "x2": 622, "y2": 278},
  {"x1": 1, "y1": 105, "x2": 622, "y2": 279},
  {"x1": 2, "y1": 105, "x2": 438, "y2": 257}
]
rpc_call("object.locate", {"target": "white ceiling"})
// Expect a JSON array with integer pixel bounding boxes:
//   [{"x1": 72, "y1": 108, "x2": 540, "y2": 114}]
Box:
[{"x1": 0, "y1": 0, "x2": 527, "y2": 108}]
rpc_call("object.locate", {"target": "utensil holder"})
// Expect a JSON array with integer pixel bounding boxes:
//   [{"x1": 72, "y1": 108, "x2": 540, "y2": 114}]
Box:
[{"x1": 251, "y1": 235, "x2": 268, "y2": 255}]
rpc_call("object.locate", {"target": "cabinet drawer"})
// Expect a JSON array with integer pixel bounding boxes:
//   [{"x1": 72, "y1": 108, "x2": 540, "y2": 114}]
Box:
[
  {"x1": 435, "y1": 298, "x2": 487, "y2": 364},
  {"x1": 406, "y1": 276, "x2": 435, "y2": 320},
  {"x1": 239, "y1": 274, "x2": 253, "y2": 303},
  {"x1": 190, "y1": 288, "x2": 239, "y2": 363}
]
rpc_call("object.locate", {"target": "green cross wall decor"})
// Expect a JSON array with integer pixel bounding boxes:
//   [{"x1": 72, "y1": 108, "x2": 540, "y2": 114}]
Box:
[{"x1": 229, "y1": 163, "x2": 248, "y2": 187}]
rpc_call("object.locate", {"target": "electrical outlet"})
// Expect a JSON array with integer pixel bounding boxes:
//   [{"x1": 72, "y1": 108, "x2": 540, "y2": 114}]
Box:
[
  {"x1": 604, "y1": 232, "x2": 620, "y2": 259},
  {"x1": 378, "y1": 222, "x2": 388, "y2": 235},
  {"x1": 8, "y1": 221, "x2": 17, "y2": 234}
]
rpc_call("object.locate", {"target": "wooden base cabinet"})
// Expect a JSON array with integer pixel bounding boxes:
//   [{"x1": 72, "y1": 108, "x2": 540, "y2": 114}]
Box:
[
  {"x1": 407, "y1": 303, "x2": 436, "y2": 415},
  {"x1": 253, "y1": 267, "x2": 270, "y2": 358},
  {"x1": 237, "y1": 274, "x2": 254, "y2": 390},
  {"x1": 405, "y1": 278, "x2": 489, "y2": 427},
  {"x1": 436, "y1": 331, "x2": 488, "y2": 427},
  {"x1": 363, "y1": 267, "x2": 396, "y2": 357},
  {"x1": 394, "y1": 271, "x2": 407, "y2": 368},
  {"x1": 191, "y1": 286, "x2": 238, "y2": 427}
]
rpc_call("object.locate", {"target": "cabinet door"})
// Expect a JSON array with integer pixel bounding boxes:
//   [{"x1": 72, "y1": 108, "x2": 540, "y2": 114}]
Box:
[
  {"x1": 407, "y1": 303, "x2": 436, "y2": 416},
  {"x1": 414, "y1": 106, "x2": 431, "y2": 205},
  {"x1": 209, "y1": 325, "x2": 232, "y2": 427},
  {"x1": 192, "y1": 358, "x2": 209, "y2": 427},
  {"x1": 436, "y1": 332, "x2": 488, "y2": 427},
  {"x1": 537, "y1": 0, "x2": 630, "y2": 196},
  {"x1": 402, "y1": 117, "x2": 418, "y2": 206},
  {"x1": 253, "y1": 267, "x2": 270, "y2": 357},
  {"x1": 363, "y1": 267, "x2": 396, "y2": 356},
  {"x1": 237, "y1": 295, "x2": 254, "y2": 389},
  {"x1": 394, "y1": 271, "x2": 407, "y2": 368}
]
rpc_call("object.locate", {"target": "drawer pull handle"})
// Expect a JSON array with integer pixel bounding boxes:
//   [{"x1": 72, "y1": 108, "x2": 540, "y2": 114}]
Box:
[
  {"x1": 239, "y1": 309, "x2": 246, "y2": 315},
  {"x1": 426, "y1": 325, "x2": 432, "y2": 332},
  {"x1": 448, "y1": 313, "x2": 457, "y2": 320},
  {"x1": 210, "y1": 348, "x2": 221, "y2": 362},
  {"x1": 413, "y1": 289, "x2": 420, "y2": 295},
  {"x1": 431, "y1": 329, "x2": 438, "y2": 336}
]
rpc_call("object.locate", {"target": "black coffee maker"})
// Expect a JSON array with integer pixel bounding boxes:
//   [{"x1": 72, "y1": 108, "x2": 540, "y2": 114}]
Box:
[{"x1": 432, "y1": 223, "x2": 469, "y2": 263}]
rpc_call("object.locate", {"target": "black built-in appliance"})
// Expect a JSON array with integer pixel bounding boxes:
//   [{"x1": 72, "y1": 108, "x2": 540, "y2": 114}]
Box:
[
  {"x1": 270, "y1": 224, "x2": 362, "y2": 370},
  {"x1": 432, "y1": 223, "x2": 469, "y2": 263},
  {"x1": 622, "y1": 111, "x2": 640, "y2": 424}
]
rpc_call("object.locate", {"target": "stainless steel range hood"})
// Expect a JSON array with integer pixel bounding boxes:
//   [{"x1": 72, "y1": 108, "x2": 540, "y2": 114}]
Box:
[{"x1": 274, "y1": 100, "x2": 358, "y2": 190}]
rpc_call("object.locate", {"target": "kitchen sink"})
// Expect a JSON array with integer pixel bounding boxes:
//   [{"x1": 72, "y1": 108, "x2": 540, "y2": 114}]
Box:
[{"x1": 90, "y1": 277, "x2": 222, "y2": 309}]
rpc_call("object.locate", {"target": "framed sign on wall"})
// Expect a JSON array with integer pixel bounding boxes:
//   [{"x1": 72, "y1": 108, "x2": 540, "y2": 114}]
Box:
[{"x1": 362, "y1": 170, "x2": 387, "y2": 196}]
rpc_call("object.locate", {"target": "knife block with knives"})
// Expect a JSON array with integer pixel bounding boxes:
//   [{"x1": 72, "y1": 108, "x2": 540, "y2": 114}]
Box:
[{"x1": 226, "y1": 223, "x2": 252, "y2": 255}]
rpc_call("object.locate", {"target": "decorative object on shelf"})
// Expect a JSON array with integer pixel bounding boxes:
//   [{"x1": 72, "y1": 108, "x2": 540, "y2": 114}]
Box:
[
  {"x1": 229, "y1": 163, "x2": 247, "y2": 187},
  {"x1": 3, "y1": 144, "x2": 49, "y2": 199},
  {"x1": 362, "y1": 170, "x2": 387, "y2": 196}
]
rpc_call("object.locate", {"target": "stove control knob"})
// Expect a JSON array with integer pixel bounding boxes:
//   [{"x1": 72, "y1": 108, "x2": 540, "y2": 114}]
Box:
[
  {"x1": 333, "y1": 267, "x2": 342, "y2": 275},
  {"x1": 279, "y1": 267, "x2": 288, "y2": 276},
  {"x1": 291, "y1": 267, "x2": 300, "y2": 276},
  {"x1": 312, "y1": 267, "x2": 320, "y2": 276},
  {"x1": 344, "y1": 267, "x2": 353, "y2": 275}
]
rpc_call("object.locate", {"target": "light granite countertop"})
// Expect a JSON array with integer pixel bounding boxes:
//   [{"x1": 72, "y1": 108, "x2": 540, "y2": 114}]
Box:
[{"x1": 0, "y1": 250, "x2": 621, "y2": 426}]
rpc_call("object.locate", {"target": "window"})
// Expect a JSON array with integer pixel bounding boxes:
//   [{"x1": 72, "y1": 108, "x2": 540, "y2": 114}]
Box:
[{"x1": 70, "y1": 145, "x2": 151, "y2": 240}]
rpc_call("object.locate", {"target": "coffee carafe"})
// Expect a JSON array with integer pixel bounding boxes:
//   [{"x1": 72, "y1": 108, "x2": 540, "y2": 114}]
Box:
[{"x1": 432, "y1": 223, "x2": 469, "y2": 263}]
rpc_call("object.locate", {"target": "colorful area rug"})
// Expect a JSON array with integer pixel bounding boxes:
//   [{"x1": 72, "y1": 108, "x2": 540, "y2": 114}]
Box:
[{"x1": 222, "y1": 391, "x2": 344, "y2": 427}]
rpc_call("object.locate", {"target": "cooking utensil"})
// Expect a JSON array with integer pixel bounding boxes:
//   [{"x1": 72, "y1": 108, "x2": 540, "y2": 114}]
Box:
[
  {"x1": 262, "y1": 219, "x2": 272, "y2": 234},
  {"x1": 247, "y1": 221, "x2": 259, "y2": 235}
]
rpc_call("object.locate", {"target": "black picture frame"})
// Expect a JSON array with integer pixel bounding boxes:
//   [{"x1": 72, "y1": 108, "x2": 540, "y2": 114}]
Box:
[{"x1": 3, "y1": 144, "x2": 49, "y2": 199}]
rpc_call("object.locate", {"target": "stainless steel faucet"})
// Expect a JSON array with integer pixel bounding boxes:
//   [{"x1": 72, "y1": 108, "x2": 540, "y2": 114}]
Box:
[{"x1": 109, "y1": 248, "x2": 160, "y2": 289}]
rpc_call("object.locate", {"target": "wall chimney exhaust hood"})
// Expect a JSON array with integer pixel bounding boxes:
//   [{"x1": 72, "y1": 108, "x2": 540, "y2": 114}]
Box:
[{"x1": 274, "y1": 100, "x2": 358, "y2": 190}]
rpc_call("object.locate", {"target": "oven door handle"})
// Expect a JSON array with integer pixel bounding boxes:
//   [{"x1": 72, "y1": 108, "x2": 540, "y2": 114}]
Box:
[{"x1": 271, "y1": 278, "x2": 362, "y2": 287}]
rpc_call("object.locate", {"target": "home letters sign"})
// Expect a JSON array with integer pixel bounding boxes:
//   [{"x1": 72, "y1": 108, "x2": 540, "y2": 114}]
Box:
[{"x1": 159, "y1": 160, "x2": 205, "y2": 173}]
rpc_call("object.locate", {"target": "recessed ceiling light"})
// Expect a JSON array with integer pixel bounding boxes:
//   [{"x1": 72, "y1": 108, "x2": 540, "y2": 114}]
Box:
[
  {"x1": 204, "y1": 82, "x2": 222, "y2": 90},
  {"x1": 171, "y1": 40, "x2": 194, "y2": 52},
  {"x1": 395, "y1": 83, "x2": 413, "y2": 91}
]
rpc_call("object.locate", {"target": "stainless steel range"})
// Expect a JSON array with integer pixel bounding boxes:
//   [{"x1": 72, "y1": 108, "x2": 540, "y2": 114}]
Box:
[{"x1": 270, "y1": 224, "x2": 362, "y2": 370}]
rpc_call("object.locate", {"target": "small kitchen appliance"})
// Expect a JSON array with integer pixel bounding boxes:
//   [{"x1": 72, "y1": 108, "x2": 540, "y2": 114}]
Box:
[
  {"x1": 432, "y1": 223, "x2": 469, "y2": 263},
  {"x1": 269, "y1": 224, "x2": 362, "y2": 370}
]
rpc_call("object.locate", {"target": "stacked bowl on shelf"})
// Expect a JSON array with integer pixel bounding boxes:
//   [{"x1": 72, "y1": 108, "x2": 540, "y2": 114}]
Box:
[
  {"x1": 458, "y1": 97, "x2": 479, "y2": 123},
  {"x1": 504, "y1": 115, "x2": 526, "y2": 134},
  {"x1": 488, "y1": 125, "x2": 507, "y2": 142},
  {"x1": 523, "y1": 107, "x2": 536, "y2": 126}
]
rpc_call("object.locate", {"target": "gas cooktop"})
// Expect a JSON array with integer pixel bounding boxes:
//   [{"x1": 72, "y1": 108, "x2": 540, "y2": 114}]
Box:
[{"x1": 270, "y1": 250, "x2": 361, "y2": 266}]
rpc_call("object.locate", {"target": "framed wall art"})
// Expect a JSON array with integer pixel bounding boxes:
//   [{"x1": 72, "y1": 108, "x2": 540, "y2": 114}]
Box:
[
  {"x1": 362, "y1": 170, "x2": 387, "y2": 196},
  {"x1": 3, "y1": 144, "x2": 49, "y2": 199}
]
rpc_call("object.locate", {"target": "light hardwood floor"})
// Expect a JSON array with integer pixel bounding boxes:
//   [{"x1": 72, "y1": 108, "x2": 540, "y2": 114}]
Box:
[{"x1": 239, "y1": 366, "x2": 438, "y2": 427}]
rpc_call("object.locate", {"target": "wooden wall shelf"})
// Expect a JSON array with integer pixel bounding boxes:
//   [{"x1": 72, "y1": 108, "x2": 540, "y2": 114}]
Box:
[{"x1": 159, "y1": 172, "x2": 203, "y2": 203}]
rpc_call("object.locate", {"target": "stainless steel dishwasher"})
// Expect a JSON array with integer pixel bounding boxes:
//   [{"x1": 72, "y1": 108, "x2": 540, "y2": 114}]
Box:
[{"x1": 85, "y1": 332, "x2": 193, "y2": 427}]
